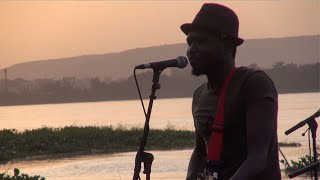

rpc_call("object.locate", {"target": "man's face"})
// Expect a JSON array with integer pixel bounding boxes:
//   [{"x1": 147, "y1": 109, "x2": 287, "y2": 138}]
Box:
[{"x1": 186, "y1": 30, "x2": 225, "y2": 76}]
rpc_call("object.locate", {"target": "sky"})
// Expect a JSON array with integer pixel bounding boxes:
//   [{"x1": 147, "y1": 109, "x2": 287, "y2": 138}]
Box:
[{"x1": 0, "y1": 0, "x2": 319, "y2": 69}]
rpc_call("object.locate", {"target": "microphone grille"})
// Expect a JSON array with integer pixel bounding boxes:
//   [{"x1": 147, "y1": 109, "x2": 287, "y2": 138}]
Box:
[{"x1": 176, "y1": 56, "x2": 189, "y2": 69}]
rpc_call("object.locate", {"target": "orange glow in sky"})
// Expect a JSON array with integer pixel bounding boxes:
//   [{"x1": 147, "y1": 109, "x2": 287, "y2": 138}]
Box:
[{"x1": 0, "y1": 1, "x2": 319, "y2": 68}]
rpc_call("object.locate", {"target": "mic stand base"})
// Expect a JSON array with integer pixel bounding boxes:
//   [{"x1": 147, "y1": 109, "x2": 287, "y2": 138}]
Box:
[{"x1": 133, "y1": 152, "x2": 154, "y2": 180}]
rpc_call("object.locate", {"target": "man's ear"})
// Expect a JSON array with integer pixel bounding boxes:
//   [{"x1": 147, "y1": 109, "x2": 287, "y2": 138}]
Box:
[{"x1": 223, "y1": 40, "x2": 237, "y2": 59}]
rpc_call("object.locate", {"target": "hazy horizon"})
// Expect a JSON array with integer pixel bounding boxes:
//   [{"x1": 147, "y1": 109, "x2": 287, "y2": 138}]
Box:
[{"x1": 1, "y1": 1, "x2": 319, "y2": 69}]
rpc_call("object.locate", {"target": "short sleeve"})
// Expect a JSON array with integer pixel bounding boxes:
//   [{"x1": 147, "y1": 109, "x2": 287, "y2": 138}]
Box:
[
  {"x1": 244, "y1": 71, "x2": 278, "y2": 106},
  {"x1": 192, "y1": 83, "x2": 206, "y2": 116}
]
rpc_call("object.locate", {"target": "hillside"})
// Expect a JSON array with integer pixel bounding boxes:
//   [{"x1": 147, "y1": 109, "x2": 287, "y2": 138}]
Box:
[{"x1": 6, "y1": 35, "x2": 319, "y2": 80}]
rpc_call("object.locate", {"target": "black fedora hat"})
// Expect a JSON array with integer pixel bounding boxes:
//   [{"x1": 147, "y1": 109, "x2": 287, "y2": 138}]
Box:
[{"x1": 181, "y1": 3, "x2": 244, "y2": 46}]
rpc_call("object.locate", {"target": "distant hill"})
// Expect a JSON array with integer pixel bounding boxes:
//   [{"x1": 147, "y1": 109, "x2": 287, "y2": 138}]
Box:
[{"x1": 7, "y1": 35, "x2": 319, "y2": 80}]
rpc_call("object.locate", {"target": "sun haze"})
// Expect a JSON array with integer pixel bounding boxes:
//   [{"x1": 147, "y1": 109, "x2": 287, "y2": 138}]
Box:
[{"x1": 0, "y1": 1, "x2": 319, "y2": 69}]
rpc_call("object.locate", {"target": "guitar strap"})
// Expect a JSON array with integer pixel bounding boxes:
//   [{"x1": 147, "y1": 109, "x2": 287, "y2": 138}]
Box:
[{"x1": 207, "y1": 66, "x2": 237, "y2": 161}]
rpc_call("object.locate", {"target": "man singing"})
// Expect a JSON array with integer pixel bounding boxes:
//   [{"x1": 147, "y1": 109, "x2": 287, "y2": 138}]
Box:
[{"x1": 180, "y1": 3, "x2": 281, "y2": 180}]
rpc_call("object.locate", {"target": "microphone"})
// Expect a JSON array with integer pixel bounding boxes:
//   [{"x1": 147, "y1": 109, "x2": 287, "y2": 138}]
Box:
[
  {"x1": 135, "y1": 56, "x2": 188, "y2": 70},
  {"x1": 285, "y1": 109, "x2": 320, "y2": 135}
]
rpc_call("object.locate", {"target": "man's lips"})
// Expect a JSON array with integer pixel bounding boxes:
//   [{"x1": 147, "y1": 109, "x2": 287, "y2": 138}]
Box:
[
  {"x1": 190, "y1": 62, "x2": 197, "y2": 68},
  {"x1": 188, "y1": 58, "x2": 199, "y2": 68},
  {"x1": 188, "y1": 56, "x2": 200, "y2": 62}
]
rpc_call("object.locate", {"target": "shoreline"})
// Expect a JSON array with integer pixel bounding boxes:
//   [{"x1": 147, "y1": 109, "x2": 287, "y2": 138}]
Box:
[
  {"x1": 0, "y1": 126, "x2": 195, "y2": 163},
  {"x1": 0, "y1": 91, "x2": 318, "y2": 107},
  {"x1": 0, "y1": 126, "x2": 303, "y2": 164}
]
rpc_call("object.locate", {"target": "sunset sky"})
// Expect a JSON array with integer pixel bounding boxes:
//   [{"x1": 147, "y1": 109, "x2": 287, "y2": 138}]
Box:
[{"x1": 0, "y1": 0, "x2": 319, "y2": 69}]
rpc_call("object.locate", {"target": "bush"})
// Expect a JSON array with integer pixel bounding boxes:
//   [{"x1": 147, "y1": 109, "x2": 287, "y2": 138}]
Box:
[
  {"x1": 280, "y1": 155, "x2": 320, "y2": 176},
  {"x1": 0, "y1": 126, "x2": 195, "y2": 161},
  {"x1": 0, "y1": 168, "x2": 45, "y2": 180}
]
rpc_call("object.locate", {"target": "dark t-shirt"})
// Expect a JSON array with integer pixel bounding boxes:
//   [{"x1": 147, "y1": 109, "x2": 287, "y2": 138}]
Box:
[{"x1": 189, "y1": 67, "x2": 281, "y2": 179}]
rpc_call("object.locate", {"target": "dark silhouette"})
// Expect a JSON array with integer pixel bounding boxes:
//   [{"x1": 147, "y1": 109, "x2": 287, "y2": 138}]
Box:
[
  {"x1": 3, "y1": 68, "x2": 8, "y2": 93},
  {"x1": 180, "y1": 3, "x2": 280, "y2": 179},
  {"x1": 0, "y1": 62, "x2": 318, "y2": 106}
]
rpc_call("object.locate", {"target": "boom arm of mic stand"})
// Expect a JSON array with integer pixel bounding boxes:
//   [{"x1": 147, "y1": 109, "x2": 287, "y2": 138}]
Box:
[
  {"x1": 285, "y1": 120, "x2": 308, "y2": 135},
  {"x1": 133, "y1": 68, "x2": 163, "y2": 180},
  {"x1": 285, "y1": 109, "x2": 320, "y2": 135}
]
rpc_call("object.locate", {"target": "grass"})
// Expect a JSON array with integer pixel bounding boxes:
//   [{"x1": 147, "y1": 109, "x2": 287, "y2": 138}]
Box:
[
  {"x1": 0, "y1": 124, "x2": 303, "y2": 164},
  {"x1": 0, "y1": 125, "x2": 307, "y2": 179},
  {"x1": 280, "y1": 155, "x2": 320, "y2": 176},
  {"x1": 0, "y1": 125, "x2": 195, "y2": 162},
  {"x1": 0, "y1": 168, "x2": 45, "y2": 180},
  {"x1": 278, "y1": 141, "x2": 302, "y2": 147}
]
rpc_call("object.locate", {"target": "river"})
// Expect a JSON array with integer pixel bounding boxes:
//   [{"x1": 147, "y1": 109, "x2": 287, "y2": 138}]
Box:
[{"x1": 0, "y1": 92, "x2": 319, "y2": 179}]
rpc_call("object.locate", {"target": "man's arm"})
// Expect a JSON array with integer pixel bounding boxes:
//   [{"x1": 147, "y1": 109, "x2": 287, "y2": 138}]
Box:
[
  {"x1": 186, "y1": 130, "x2": 207, "y2": 180},
  {"x1": 230, "y1": 72, "x2": 278, "y2": 180}
]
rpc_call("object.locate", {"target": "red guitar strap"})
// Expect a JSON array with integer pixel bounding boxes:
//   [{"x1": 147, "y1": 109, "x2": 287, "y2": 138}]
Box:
[{"x1": 207, "y1": 67, "x2": 237, "y2": 161}]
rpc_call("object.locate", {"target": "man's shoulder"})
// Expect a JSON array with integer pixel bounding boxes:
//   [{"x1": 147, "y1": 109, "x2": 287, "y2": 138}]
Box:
[
  {"x1": 235, "y1": 66, "x2": 269, "y2": 78},
  {"x1": 235, "y1": 66, "x2": 275, "y2": 87},
  {"x1": 192, "y1": 82, "x2": 208, "y2": 110},
  {"x1": 193, "y1": 82, "x2": 207, "y2": 98},
  {"x1": 238, "y1": 66, "x2": 278, "y2": 103},
  {"x1": 236, "y1": 66, "x2": 256, "y2": 74},
  {"x1": 240, "y1": 67, "x2": 276, "y2": 90},
  {"x1": 230, "y1": 66, "x2": 277, "y2": 102}
]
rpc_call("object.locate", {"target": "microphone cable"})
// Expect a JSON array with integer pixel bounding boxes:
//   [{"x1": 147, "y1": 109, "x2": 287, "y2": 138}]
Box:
[
  {"x1": 133, "y1": 68, "x2": 147, "y2": 180},
  {"x1": 308, "y1": 129, "x2": 313, "y2": 179},
  {"x1": 134, "y1": 68, "x2": 147, "y2": 118}
]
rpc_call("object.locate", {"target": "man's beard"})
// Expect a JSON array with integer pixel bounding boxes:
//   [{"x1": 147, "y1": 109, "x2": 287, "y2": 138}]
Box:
[
  {"x1": 191, "y1": 69, "x2": 201, "y2": 76},
  {"x1": 191, "y1": 67, "x2": 206, "y2": 76},
  {"x1": 190, "y1": 50, "x2": 225, "y2": 77},
  {"x1": 190, "y1": 60, "x2": 224, "y2": 77}
]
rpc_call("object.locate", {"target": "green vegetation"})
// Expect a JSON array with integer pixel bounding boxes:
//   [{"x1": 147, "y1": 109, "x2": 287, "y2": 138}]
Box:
[
  {"x1": 278, "y1": 141, "x2": 302, "y2": 147},
  {"x1": 0, "y1": 125, "x2": 194, "y2": 162},
  {"x1": 0, "y1": 168, "x2": 45, "y2": 180},
  {"x1": 280, "y1": 155, "x2": 320, "y2": 176},
  {"x1": 0, "y1": 125, "x2": 304, "y2": 162}
]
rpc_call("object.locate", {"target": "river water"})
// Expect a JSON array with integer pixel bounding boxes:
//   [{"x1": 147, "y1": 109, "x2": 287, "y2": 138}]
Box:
[{"x1": 0, "y1": 92, "x2": 319, "y2": 179}]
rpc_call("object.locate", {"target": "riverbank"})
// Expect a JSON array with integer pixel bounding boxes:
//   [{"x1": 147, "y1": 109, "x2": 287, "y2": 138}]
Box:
[
  {"x1": 0, "y1": 125, "x2": 303, "y2": 163},
  {"x1": 0, "y1": 91, "x2": 319, "y2": 107},
  {"x1": 0, "y1": 126, "x2": 195, "y2": 163}
]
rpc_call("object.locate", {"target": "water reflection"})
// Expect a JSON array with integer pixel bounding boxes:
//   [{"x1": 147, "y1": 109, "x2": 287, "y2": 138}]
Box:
[
  {"x1": 0, "y1": 93, "x2": 319, "y2": 179},
  {"x1": 0, "y1": 149, "x2": 308, "y2": 180},
  {"x1": 1, "y1": 150, "x2": 191, "y2": 180}
]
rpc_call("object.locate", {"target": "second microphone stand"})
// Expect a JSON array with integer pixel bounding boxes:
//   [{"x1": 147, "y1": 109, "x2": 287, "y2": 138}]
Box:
[
  {"x1": 133, "y1": 68, "x2": 163, "y2": 180},
  {"x1": 285, "y1": 109, "x2": 320, "y2": 179}
]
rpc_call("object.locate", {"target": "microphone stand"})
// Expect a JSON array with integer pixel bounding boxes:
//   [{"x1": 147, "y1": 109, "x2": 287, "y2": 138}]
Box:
[
  {"x1": 285, "y1": 109, "x2": 320, "y2": 179},
  {"x1": 133, "y1": 68, "x2": 163, "y2": 180},
  {"x1": 288, "y1": 118, "x2": 318, "y2": 179},
  {"x1": 289, "y1": 159, "x2": 320, "y2": 179}
]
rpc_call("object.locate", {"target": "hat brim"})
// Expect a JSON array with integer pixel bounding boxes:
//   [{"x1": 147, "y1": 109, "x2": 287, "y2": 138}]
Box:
[
  {"x1": 180, "y1": 23, "x2": 244, "y2": 46},
  {"x1": 180, "y1": 23, "x2": 193, "y2": 36}
]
